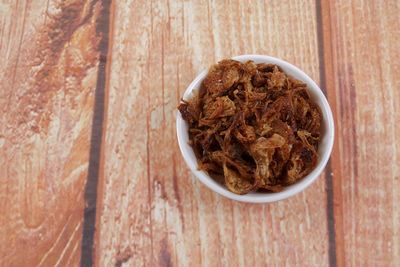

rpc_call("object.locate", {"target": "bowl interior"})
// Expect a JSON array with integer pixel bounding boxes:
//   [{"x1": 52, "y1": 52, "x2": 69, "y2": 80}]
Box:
[{"x1": 176, "y1": 55, "x2": 334, "y2": 203}]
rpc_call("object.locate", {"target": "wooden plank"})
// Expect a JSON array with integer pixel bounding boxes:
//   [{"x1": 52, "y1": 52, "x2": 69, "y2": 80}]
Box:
[
  {"x1": 95, "y1": 0, "x2": 331, "y2": 266},
  {"x1": 322, "y1": 0, "x2": 400, "y2": 266},
  {"x1": 0, "y1": 0, "x2": 104, "y2": 265}
]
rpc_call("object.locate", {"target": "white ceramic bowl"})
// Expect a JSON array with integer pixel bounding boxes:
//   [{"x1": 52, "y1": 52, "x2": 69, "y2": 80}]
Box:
[{"x1": 176, "y1": 55, "x2": 334, "y2": 203}]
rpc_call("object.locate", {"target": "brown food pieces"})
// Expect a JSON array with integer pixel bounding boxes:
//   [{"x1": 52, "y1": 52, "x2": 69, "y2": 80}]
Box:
[{"x1": 178, "y1": 59, "x2": 322, "y2": 194}]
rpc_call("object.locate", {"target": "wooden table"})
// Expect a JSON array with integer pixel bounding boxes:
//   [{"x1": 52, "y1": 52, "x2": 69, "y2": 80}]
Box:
[{"x1": 1, "y1": 0, "x2": 399, "y2": 266}]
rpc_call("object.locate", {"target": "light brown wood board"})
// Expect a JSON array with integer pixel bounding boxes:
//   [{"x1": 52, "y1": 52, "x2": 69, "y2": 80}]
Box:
[
  {"x1": 0, "y1": 0, "x2": 399, "y2": 266},
  {"x1": 321, "y1": 0, "x2": 400, "y2": 266},
  {"x1": 0, "y1": 0, "x2": 107, "y2": 266}
]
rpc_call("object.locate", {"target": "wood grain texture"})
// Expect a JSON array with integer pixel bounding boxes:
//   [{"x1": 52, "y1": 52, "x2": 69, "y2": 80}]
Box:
[
  {"x1": 322, "y1": 0, "x2": 400, "y2": 266},
  {"x1": 3, "y1": 0, "x2": 399, "y2": 266},
  {"x1": 94, "y1": 0, "x2": 331, "y2": 266},
  {"x1": 0, "y1": 0, "x2": 103, "y2": 266}
]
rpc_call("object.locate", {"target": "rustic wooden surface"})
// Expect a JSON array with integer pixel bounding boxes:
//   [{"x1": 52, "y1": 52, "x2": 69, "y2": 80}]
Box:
[
  {"x1": 0, "y1": 0, "x2": 399, "y2": 266},
  {"x1": 0, "y1": 0, "x2": 104, "y2": 266},
  {"x1": 321, "y1": 1, "x2": 400, "y2": 266}
]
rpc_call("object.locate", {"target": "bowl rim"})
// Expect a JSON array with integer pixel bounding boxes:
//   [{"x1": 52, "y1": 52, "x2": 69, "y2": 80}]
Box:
[{"x1": 176, "y1": 54, "x2": 334, "y2": 203}]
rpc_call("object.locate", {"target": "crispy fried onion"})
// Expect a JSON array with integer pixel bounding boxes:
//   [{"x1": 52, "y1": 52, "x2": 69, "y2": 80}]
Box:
[{"x1": 178, "y1": 59, "x2": 322, "y2": 194}]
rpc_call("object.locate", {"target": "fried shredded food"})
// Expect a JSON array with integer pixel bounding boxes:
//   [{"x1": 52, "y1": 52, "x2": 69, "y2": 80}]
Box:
[{"x1": 178, "y1": 59, "x2": 322, "y2": 194}]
